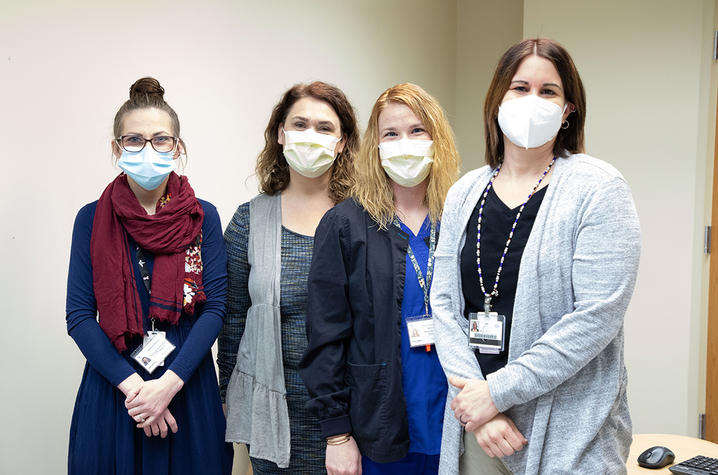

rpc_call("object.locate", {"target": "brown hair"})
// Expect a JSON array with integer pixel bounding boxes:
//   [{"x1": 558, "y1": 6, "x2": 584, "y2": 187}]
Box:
[
  {"x1": 353, "y1": 83, "x2": 460, "y2": 228},
  {"x1": 113, "y1": 77, "x2": 182, "y2": 140},
  {"x1": 484, "y1": 38, "x2": 586, "y2": 168},
  {"x1": 255, "y1": 81, "x2": 359, "y2": 203}
]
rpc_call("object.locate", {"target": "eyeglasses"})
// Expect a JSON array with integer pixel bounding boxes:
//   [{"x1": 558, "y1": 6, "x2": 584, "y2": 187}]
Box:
[{"x1": 115, "y1": 135, "x2": 179, "y2": 153}]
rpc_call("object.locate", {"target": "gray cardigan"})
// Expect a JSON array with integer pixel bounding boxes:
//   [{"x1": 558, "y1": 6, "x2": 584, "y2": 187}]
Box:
[
  {"x1": 431, "y1": 154, "x2": 640, "y2": 474},
  {"x1": 224, "y1": 194, "x2": 291, "y2": 468}
]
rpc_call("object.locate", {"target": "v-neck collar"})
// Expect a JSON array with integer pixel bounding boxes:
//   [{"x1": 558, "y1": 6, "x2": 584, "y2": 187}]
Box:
[
  {"x1": 396, "y1": 214, "x2": 431, "y2": 238},
  {"x1": 487, "y1": 185, "x2": 549, "y2": 215}
]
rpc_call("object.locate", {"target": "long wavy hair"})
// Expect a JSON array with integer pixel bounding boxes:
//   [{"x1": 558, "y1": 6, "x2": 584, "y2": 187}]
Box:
[
  {"x1": 352, "y1": 83, "x2": 460, "y2": 228},
  {"x1": 255, "y1": 81, "x2": 359, "y2": 203}
]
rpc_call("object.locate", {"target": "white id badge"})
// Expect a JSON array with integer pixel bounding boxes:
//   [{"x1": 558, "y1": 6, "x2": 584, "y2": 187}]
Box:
[
  {"x1": 468, "y1": 312, "x2": 505, "y2": 354},
  {"x1": 144, "y1": 331, "x2": 166, "y2": 366},
  {"x1": 406, "y1": 314, "x2": 435, "y2": 347},
  {"x1": 132, "y1": 332, "x2": 175, "y2": 374}
]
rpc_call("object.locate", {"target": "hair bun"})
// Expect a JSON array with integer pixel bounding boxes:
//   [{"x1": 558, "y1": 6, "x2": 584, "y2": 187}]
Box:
[{"x1": 129, "y1": 77, "x2": 165, "y2": 101}]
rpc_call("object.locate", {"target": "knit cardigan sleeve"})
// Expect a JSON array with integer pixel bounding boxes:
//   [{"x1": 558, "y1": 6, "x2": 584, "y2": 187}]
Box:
[
  {"x1": 432, "y1": 170, "x2": 488, "y2": 382},
  {"x1": 486, "y1": 174, "x2": 641, "y2": 411}
]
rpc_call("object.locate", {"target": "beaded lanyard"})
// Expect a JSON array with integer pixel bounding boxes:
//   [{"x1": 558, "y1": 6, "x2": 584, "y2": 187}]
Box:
[
  {"x1": 393, "y1": 217, "x2": 437, "y2": 317},
  {"x1": 476, "y1": 157, "x2": 556, "y2": 316}
]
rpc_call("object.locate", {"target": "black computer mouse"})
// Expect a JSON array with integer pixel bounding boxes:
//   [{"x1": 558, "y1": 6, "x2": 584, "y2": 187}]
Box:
[{"x1": 637, "y1": 445, "x2": 676, "y2": 469}]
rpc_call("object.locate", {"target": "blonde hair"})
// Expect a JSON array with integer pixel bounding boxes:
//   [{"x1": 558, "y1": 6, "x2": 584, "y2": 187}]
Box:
[{"x1": 352, "y1": 83, "x2": 460, "y2": 228}]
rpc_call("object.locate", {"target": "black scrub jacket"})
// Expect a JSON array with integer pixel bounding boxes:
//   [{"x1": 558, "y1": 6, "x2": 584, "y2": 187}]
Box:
[{"x1": 300, "y1": 198, "x2": 435, "y2": 463}]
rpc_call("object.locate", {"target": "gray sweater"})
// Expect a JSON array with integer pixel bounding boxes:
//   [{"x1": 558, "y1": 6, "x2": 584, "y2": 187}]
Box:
[{"x1": 431, "y1": 154, "x2": 640, "y2": 474}]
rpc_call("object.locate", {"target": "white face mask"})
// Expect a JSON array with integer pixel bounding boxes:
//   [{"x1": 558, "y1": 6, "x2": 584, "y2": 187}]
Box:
[
  {"x1": 498, "y1": 95, "x2": 566, "y2": 149},
  {"x1": 282, "y1": 129, "x2": 340, "y2": 178},
  {"x1": 378, "y1": 138, "x2": 434, "y2": 188}
]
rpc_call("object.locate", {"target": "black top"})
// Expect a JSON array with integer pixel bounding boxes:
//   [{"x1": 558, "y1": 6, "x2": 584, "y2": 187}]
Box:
[
  {"x1": 460, "y1": 185, "x2": 547, "y2": 376},
  {"x1": 299, "y1": 198, "x2": 416, "y2": 463}
]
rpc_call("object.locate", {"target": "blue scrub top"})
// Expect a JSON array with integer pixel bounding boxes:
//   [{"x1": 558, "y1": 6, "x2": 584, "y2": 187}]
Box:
[{"x1": 398, "y1": 216, "x2": 448, "y2": 455}]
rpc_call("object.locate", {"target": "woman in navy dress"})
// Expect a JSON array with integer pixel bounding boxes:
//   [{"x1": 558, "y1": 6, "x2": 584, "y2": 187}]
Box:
[{"x1": 65, "y1": 77, "x2": 232, "y2": 474}]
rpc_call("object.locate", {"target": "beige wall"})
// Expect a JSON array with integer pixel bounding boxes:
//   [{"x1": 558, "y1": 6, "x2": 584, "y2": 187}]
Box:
[
  {"x1": 523, "y1": 0, "x2": 714, "y2": 436},
  {"x1": 2, "y1": 0, "x2": 716, "y2": 473},
  {"x1": 455, "y1": 0, "x2": 523, "y2": 171},
  {"x1": 0, "y1": 1, "x2": 457, "y2": 473}
]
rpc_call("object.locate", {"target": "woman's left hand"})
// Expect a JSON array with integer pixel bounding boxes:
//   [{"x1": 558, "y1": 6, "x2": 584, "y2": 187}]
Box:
[
  {"x1": 448, "y1": 376, "x2": 499, "y2": 432},
  {"x1": 136, "y1": 408, "x2": 179, "y2": 438},
  {"x1": 125, "y1": 370, "x2": 184, "y2": 424},
  {"x1": 472, "y1": 413, "x2": 527, "y2": 458}
]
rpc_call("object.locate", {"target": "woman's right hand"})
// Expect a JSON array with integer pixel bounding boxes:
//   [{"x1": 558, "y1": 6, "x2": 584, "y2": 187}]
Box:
[
  {"x1": 117, "y1": 373, "x2": 179, "y2": 437},
  {"x1": 117, "y1": 372, "x2": 144, "y2": 398},
  {"x1": 472, "y1": 413, "x2": 527, "y2": 458},
  {"x1": 326, "y1": 436, "x2": 362, "y2": 475}
]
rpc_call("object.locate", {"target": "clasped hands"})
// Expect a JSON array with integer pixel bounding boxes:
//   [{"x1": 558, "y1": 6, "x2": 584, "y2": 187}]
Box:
[
  {"x1": 448, "y1": 376, "x2": 527, "y2": 458},
  {"x1": 118, "y1": 370, "x2": 184, "y2": 438}
]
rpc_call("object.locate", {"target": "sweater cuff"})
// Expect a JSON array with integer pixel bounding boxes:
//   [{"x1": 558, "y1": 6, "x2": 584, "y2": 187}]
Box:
[
  {"x1": 486, "y1": 368, "x2": 514, "y2": 413},
  {"x1": 319, "y1": 415, "x2": 352, "y2": 439},
  {"x1": 110, "y1": 365, "x2": 137, "y2": 388}
]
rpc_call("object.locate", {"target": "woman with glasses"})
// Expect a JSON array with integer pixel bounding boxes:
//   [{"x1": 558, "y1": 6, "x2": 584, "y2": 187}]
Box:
[
  {"x1": 299, "y1": 83, "x2": 460, "y2": 475},
  {"x1": 432, "y1": 39, "x2": 640, "y2": 474},
  {"x1": 217, "y1": 81, "x2": 359, "y2": 474},
  {"x1": 65, "y1": 77, "x2": 232, "y2": 474}
]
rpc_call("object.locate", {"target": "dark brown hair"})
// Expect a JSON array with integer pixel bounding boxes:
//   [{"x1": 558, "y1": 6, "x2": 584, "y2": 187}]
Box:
[
  {"x1": 113, "y1": 77, "x2": 181, "y2": 139},
  {"x1": 255, "y1": 81, "x2": 359, "y2": 203},
  {"x1": 484, "y1": 38, "x2": 586, "y2": 168}
]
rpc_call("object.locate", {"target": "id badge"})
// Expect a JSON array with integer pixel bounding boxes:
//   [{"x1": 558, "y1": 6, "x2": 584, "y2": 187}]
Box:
[
  {"x1": 144, "y1": 331, "x2": 165, "y2": 366},
  {"x1": 406, "y1": 314, "x2": 435, "y2": 348},
  {"x1": 132, "y1": 332, "x2": 175, "y2": 374},
  {"x1": 468, "y1": 312, "x2": 505, "y2": 354}
]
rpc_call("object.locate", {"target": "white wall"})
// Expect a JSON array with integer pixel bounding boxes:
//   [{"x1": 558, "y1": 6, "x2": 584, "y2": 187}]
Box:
[
  {"x1": 2, "y1": 0, "x2": 716, "y2": 472},
  {"x1": 522, "y1": 0, "x2": 714, "y2": 436},
  {"x1": 0, "y1": 1, "x2": 457, "y2": 473},
  {"x1": 455, "y1": 0, "x2": 523, "y2": 171}
]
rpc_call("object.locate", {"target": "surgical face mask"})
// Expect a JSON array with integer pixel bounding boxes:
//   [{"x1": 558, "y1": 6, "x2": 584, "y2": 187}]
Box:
[
  {"x1": 118, "y1": 147, "x2": 177, "y2": 191},
  {"x1": 497, "y1": 95, "x2": 566, "y2": 149},
  {"x1": 378, "y1": 138, "x2": 434, "y2": 188},
  {"x1": 282, "y1": 129, "x2": 340, "y2": 178}
]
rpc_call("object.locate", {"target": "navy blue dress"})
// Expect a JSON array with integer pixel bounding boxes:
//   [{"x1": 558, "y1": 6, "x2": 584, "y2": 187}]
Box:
[{"x1": 65, "y1": 200, "x2": 233, "y2": 475}]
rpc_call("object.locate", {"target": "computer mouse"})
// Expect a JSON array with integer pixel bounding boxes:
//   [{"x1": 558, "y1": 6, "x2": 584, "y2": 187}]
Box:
[{"x1": 637, "y1": 445, "x2": 675, "y2": 469}]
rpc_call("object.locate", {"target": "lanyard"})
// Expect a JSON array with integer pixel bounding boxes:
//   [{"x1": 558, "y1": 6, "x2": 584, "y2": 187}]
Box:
[
  {"x1": 476, "y1": 157, "x2": 556, "y2": 316},
  {"x1": 393, "y1": 217, "x2": 437, "y2": 316},
  {"x1": 135, "y1": 245, "x2": 151, "y2": 294},
  {"x1": 135, "y1": 245, "x2": 158, "y2": 331}
]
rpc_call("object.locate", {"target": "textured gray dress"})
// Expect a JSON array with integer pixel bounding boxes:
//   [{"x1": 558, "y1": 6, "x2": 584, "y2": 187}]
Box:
[{"x1": 218, "y1": 199, "x2": 325, "y2": 474}]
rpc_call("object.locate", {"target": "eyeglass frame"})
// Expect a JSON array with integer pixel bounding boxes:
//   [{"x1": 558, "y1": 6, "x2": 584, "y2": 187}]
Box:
[{"x1": 114, "y1": 134, "x2": 181, "y2": 153}]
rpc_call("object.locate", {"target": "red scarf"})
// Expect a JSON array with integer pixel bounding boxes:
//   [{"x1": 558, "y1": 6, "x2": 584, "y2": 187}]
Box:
[{"x1": 91, "y1": 173, "x2": 206, "y2": 352}]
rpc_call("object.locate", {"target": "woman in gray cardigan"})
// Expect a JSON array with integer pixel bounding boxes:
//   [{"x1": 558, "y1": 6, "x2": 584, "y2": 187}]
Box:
[{"x1": 431, "y1": 39, "x2": 640, "y2": 474}]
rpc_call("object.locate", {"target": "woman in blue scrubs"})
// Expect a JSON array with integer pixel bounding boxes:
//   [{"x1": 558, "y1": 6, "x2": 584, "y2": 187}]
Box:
[{"x1": 300, "y1": 83, "x2": 461, "y2": 475}]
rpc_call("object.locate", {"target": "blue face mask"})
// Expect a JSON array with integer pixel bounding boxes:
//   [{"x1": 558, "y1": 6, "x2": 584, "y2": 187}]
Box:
[{"x1": 118, "y1": 147, "x2": 177, "y2": 191}]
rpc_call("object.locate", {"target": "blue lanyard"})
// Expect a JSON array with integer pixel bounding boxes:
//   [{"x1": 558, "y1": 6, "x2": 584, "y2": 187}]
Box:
[{"x1": 393, "y1": 217, "x2": 437, "y2": 315}]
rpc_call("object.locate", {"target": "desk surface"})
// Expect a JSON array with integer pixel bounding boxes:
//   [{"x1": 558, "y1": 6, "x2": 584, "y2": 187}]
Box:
[{"x1": 628, "y1": 434, "x2": 718, "y2": 473}]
